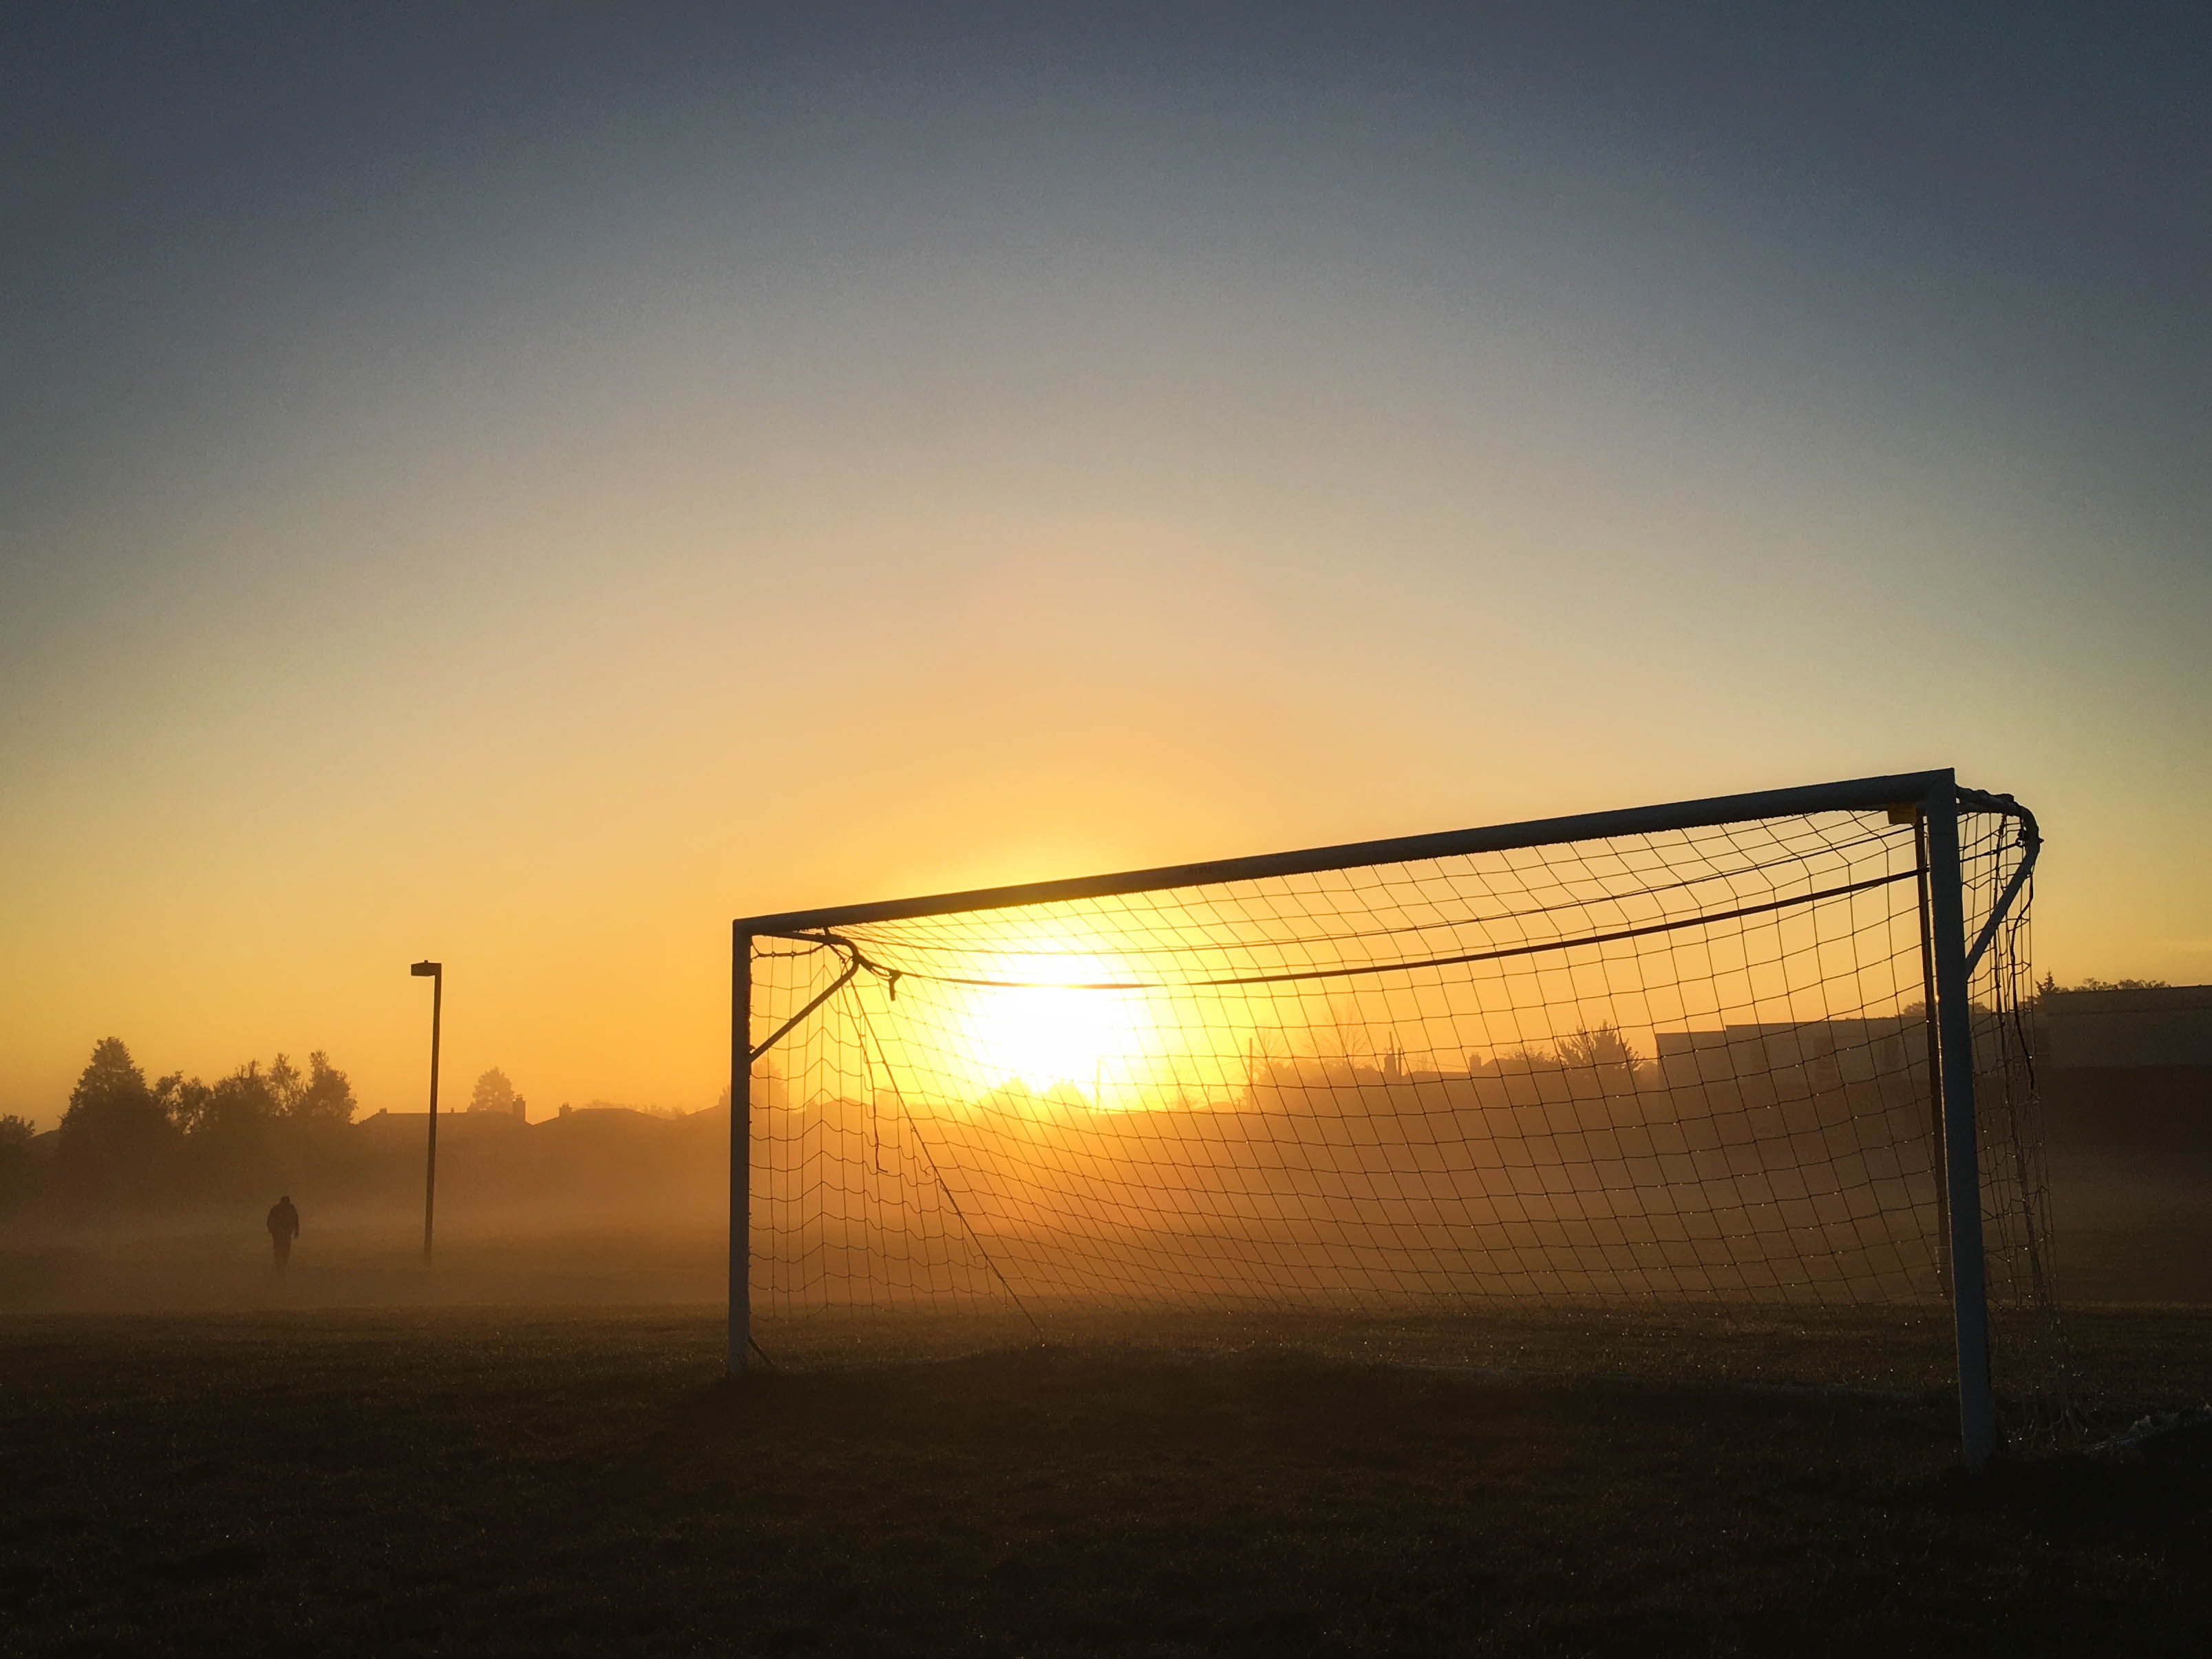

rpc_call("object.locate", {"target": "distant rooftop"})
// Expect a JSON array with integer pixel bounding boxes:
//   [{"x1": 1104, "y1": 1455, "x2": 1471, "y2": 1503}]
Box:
[
  {"x1": 2041, "y1": 984, "x2": 2212, "y2": 1069},
  {"x1": 2041, "y1": 984, "x2": 2212, "y2": 1012}
]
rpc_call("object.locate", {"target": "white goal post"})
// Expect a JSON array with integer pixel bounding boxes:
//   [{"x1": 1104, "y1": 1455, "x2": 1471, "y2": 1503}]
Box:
[{"x1": 729, "y1": 768, "x2": 2050, "y2": 1468}]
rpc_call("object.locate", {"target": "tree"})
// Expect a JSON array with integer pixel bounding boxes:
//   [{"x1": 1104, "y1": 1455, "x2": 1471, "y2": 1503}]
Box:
[
  {"x1": 165, "y1": 1060, "x2": 279, "y2": 1139},
  {"x1": 288, "y1": 1051, "x2": 357, "y2": 1124},
  {"x1": 0, "y1": 1113, "x2": 38, "y2": 1209},
  {"x1": 266, "y1": 1053, "x2": 305, "y2": 1113},
  {"x1": 172, "y1": 1060, "x2": 293, "y2": 1201},
  {"x1": 469, "y1": 1067, "x2": 518, "y2": 1115},
  {"x1": 64, "y1": 1038, "x2": 149, "y2": 1120},
  {"x1": 2043, "y1": 974, "x2": 2169, "y2": 994},
  {"x1": 150, "y1": 1071, "x2": 211, "y2": 1128},
  {"x1": 57, "y1": 1038, "x2": 177, "y2": 1200},
  {"x1": 1556, "y1": 1024, "x2": 1642, "y2": 1073}
]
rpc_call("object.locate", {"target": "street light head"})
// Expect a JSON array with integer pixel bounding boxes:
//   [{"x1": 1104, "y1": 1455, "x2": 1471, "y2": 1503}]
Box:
[{"x1": 411, "y1": 961, "x2": 441, "y2": 977}]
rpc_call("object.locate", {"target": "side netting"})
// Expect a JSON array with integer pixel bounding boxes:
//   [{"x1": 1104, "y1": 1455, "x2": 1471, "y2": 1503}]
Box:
[
  {"x1": 1958, "y1": 805, "x2": 2070, "y2": 1435},
  {"x1": 743, "y1": 783, "x2": 2061, "y2": 1431}
]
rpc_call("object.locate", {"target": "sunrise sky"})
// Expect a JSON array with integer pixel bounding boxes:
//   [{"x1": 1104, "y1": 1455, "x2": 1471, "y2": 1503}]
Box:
[{"x1": 4, "y1": 4, "x2": 2207, "y2": 1126}]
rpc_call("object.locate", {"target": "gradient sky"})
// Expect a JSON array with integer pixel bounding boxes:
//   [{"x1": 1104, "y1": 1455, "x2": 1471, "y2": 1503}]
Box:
[{"x1": 4, "y1": 3, "x2": 2208, "y2": 1126}]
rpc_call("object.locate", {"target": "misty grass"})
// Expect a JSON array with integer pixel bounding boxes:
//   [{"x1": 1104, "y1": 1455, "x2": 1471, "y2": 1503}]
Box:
[{"x1": 4, "y1": 1308, "x2": 2211, "y2": 1656}]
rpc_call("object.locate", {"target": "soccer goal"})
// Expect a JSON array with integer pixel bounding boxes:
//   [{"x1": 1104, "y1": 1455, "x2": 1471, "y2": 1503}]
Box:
[{"x1": 730, "y1": 769, "x2": 2054, "y2": 1467}]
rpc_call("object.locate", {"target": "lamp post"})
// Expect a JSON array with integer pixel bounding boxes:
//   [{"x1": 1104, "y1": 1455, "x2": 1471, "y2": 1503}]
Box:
[{"x1": 410, "y1": 960, "x2": 443, "y2": 1261}]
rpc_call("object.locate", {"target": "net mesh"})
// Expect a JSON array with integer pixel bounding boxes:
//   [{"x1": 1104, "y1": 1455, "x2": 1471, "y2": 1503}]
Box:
[
  {"x1": 747, "y1": 800, "x2": 2063, "y2": 1423},
  {"x1": 1960, "y1": 809, "x2": 2072, "y2": 1435}
]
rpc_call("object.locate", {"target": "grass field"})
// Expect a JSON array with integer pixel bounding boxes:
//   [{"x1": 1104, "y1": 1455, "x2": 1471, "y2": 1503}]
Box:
[{"x1": 4, "y1": 1307, "x2": 2210, "y2": 1657}]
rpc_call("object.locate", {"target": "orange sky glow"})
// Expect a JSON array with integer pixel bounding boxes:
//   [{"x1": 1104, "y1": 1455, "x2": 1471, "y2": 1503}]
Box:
[{"x1": 4, "y1": 13, "x2": 2206, "y2": 1128}]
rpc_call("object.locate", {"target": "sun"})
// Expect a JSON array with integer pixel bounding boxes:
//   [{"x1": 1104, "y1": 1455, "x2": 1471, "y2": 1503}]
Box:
[{"x1": 968, "y1": 976, "x2": 1143, "y2": 1100}]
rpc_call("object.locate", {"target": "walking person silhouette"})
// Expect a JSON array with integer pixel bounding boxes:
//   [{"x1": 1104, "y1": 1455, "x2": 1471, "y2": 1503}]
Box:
[{"x1": 266, "y1": 1195, "x2": 300, "y2": 1272}]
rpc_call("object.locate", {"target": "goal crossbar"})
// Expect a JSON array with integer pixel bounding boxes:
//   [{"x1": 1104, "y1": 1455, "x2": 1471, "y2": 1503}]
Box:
[{"x1": 735, "y1": 769, "x2": 1975, "y2": 935}]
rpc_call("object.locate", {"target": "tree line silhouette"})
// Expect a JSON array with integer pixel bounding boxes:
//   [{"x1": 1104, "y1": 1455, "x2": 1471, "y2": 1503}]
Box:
[
  {"x1": 0, "y1": 1038, "x2": 730, "y2": 1225},
  {"x1": 0, "y1": 1038, "x2": 359, "y2": 1212}
]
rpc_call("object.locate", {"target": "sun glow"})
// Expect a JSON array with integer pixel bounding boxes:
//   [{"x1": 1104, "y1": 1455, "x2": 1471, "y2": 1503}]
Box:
[{"x1": 961, "y1": 960, "x2": 1149, "y2": 1102}]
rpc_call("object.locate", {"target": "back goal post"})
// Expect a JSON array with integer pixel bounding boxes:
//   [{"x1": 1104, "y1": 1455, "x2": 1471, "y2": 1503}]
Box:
[{"x1": 728, "y1": 768, "x2": 2054, "y2": 1468}]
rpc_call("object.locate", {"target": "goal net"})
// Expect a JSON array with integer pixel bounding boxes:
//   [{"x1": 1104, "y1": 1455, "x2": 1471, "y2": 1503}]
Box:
[{"x1": 736, "y1": 771, "x2": 2059, "y2": 1451}]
